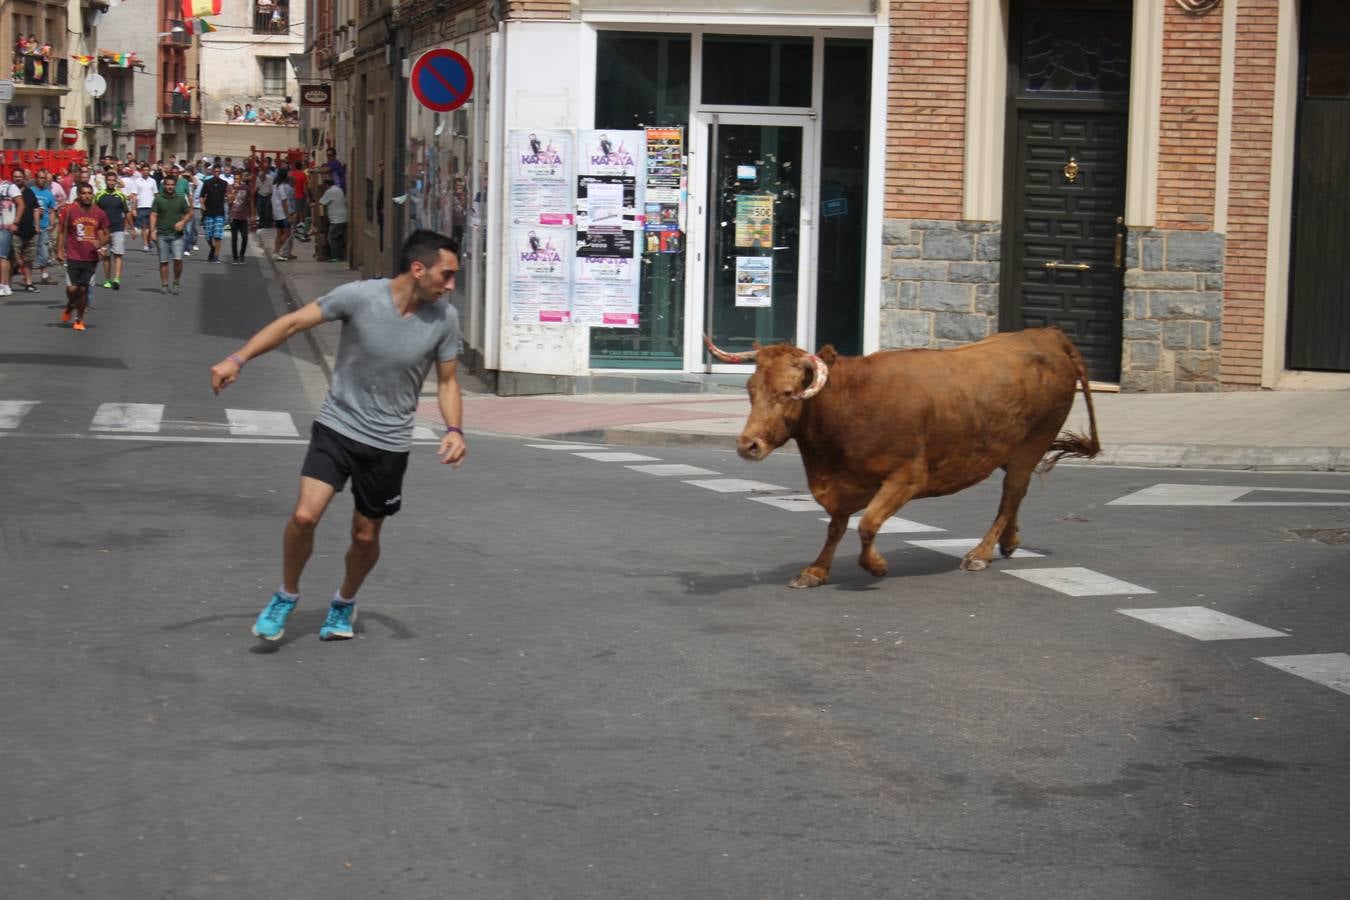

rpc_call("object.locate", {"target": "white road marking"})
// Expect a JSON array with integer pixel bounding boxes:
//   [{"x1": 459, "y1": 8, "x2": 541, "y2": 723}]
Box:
[
  {"x1": 821, "y1": 516, "x2": 947, "y2": 534},
  {"x1": 1255, "y1": 653, "x2": 1350, "y2": 696},
  {"x1": 1003, "y1": 567, "x2": 1155, "y2": 597},
  {"x1": 1109, "y1": 483, "x2": 1350, "y2": 507},
  {"x1": 90, "y1": 402, "x2": 164, "y2": 433},
  {"x1": 1117, "y1": 606, "x2": 1289, "y2": 641},
  {"x1": 0, "y1": 400, "x2": 38, "y2": 429},
  {"x1": 413, "y1": 425, "x2": 438, "y2": 441},
  {"x1": 527, "y1": 443, "x2": 607, "y2": 450},
  {"x1": 907, "y1": 537, "x2": 1040, "y2": 556},
  {"x1": 683, "y1": 478, "x2": 790, "y2": 494},
  {"x1": 572, "y1": 451, "x2": 663, "y2": 462},
  {"x1": 226, "y1": 409, "x2": 299, "y2": 437},
  {"x1": 626, "y1": 463, "x2": 720, "y2": 477},
  {"x1": 750, "y1": 493, "x2": 820, "y2": 511}
]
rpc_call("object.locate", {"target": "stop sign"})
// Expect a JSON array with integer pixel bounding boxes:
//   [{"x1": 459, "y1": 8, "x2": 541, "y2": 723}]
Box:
[{"x1": 61, "y1": 127, "x2": 79, "y2": 145}]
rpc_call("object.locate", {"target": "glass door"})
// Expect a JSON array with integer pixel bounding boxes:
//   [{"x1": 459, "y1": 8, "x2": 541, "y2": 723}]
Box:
[{"x1": 700, "y1": 113, "x2": 815, "y2": 364}]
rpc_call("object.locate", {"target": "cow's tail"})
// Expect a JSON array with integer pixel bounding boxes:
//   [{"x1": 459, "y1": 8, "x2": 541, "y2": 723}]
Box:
[{"x1": 1040, "y1": 341, "x2": 1102, "y2": 473}]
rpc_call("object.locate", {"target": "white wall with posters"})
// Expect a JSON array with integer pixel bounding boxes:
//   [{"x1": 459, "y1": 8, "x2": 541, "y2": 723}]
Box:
[{"x1": 491, "y1": 20, "x2": 595, "y2": 379}]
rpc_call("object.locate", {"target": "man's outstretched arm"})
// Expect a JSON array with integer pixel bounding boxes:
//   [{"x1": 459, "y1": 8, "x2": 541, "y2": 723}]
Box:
[{"x1": 210, "y1": 300, "x2": 326, "y2": 394}]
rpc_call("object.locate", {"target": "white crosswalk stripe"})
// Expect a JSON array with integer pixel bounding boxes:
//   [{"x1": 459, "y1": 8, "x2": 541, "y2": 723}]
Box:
[
  {"x1": 907, "y1": 537, "x2": 1040, "y2": 556},
  {"x1": 821, "y1": 516, "x2": 946, "y2": 534},
  {"x1": 226, "y1": 408, "x2": 299, "y2": 437},
  {"x1": 1117, "y1": 606, "x2": 1288, "y2": 641},
  {"x1": 1003, "y1": 566, "x2": 1155, "y2": 597},
  {"x1": 91, "y1": 402, "x2": 164, "y2": 433},
  {"x1": 626, "y1": 463, "x2": 720, "y2": 477},
  {"x1": 413, "y1": 425, "x2": 439, "y2": 441},
  {"x1": 0, "y1": 400, "x2": 39, "y2": 429},
  {"x1": 683, "y1": 478, "x2": 790, "y2": 494},
  {"x1": 749, "y1": 493, "x2": 820, "y2": 511},
  {"x1": 527, "y1": 443, "x2": 607, "y2": 451},
  {"x1": 1255, "y1": 653, "x2": 1350, "y2": 696},
  {"x1": 572, "y1": 451, "x2": 663, "y2": 462}
]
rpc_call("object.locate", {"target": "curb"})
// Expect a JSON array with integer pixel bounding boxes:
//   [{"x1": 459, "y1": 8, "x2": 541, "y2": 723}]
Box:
[{"x1": 267, "y1": 252, "x2": 334, "y2": 384}]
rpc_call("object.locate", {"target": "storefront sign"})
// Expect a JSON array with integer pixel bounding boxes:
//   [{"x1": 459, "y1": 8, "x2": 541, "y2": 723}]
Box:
[{"x1": 299, "y1": 83, "x2": 331, "y2": 109}]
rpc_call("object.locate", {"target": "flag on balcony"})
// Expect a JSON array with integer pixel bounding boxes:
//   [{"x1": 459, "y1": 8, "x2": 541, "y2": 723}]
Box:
[
  {"x1": 182, "y1": 0, "x2": 222, "y2": 19},
  {"x1": 197, "y1": 17, "x2": 217, "y2": 32},
  {"x1": 174, "y1": 82, "x2": 194, "y2": 96},
  {"x1": 71, "y1": 54, "x2": 95, "y2": 67}
]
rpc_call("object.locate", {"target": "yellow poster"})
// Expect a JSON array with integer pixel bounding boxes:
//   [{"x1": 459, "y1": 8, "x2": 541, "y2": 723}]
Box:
[{"x1": 734, "y1": 193, "x2": 773, "y2": 248}]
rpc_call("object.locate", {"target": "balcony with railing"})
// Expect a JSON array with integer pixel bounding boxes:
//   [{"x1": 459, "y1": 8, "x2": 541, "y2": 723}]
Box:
[
  {"x1": 253, "y1": 0, "x2": 290, "y2": 34},
  {"x1": 10, "y1": 55, "x2": 70, "y2": 90},
  {"x1": 161, "y1": 89, "x2": 198, "y2": 119}
]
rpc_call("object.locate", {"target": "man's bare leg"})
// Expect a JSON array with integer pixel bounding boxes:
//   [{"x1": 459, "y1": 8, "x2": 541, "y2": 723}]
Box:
[{"x1": 282, "y1": 476, "x2": 337, "y2": 594}]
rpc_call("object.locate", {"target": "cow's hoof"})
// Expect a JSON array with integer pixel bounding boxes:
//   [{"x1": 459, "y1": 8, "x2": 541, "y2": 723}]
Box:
[
  {"x1": 960, "y1": 556, "x2": 989, "y2": 572},
  {"x1": 789, "y1": 570, "x2": 827, "y2": 589}
]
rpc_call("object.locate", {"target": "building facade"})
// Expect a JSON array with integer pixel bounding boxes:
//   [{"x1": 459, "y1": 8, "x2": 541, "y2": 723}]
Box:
[
  {"x1": 196, "y1": 0, "x2": 301, "y2": 158},
  {"x1": 314, "y1": 0, "x2": 1350, "y2": 394},
  {"x1": 4, "y1": 0, "x2": 78, "y2": 150}
]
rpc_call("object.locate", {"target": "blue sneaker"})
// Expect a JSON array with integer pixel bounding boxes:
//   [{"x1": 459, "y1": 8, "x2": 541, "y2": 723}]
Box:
[
  {"x1": 252, "y1": 593, "x2": 298, "y2": 641},
  {"x1": 319, "y1": 601, "x2": 357, "y2": 641}
]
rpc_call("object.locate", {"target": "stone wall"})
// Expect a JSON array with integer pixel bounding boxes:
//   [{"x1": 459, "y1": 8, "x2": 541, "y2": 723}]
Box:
[
  {"x1": 1121, "y1": 229, "x2": 1224, "y2": 392},
  {"x1": 880, "y1": 219, "x2": 1001, "y2": 350}
]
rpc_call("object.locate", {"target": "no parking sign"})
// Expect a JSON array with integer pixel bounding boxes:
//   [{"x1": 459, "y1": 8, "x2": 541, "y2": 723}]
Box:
[{"x1": 410, "y1": 48, "x2": 474, "y2": 113}]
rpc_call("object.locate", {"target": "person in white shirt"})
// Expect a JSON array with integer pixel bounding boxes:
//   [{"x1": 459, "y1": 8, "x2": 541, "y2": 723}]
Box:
[
  {"x1": 129, "y1": 166, "x2": 158, "y2": 249},
  {"x1": 0, "y1": 175, "x2": 25, "y2": 297},
  {"x1": 271, "y1": 170, "x2": 295, "y2": 260},
  {"x1": 318, "y1": 176, "x2": 347, "y2": 262}
]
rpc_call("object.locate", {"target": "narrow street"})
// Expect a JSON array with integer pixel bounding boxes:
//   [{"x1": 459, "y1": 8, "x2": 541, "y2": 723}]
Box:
[{"x1": 2, "y1": 244, "x2": 1349, "y2": 898}]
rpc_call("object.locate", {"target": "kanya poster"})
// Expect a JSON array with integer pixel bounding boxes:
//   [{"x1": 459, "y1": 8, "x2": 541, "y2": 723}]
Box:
[
  {"x1": 574, "y1": 130, "x2": 644, "y2": 328},
  {"x1": 508, "y1": 129, "x2": 573, "y2": 226},
  {"x1": 508, "y1": 225, "x2": 572, "y2": 324}
]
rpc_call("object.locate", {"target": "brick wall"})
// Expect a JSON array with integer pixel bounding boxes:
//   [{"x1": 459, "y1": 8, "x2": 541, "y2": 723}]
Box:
[
  {"x1": 1221, "y1": 0, "x2": 1279, "y2": 388},
  {"x1": 886, "y1": 0, "x2": 968, "y2": 220},
  {"x1": 504, "y1": 0, "x2": 570, "y2": 18},
  {"x1": 1156, "y1": 3, "x2": 1221, "y2": 229}
]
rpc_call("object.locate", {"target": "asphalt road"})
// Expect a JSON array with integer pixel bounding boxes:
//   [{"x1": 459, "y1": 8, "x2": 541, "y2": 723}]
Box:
[{"x1": 2, "y1": 246, "x2": 1349, "y2": 899}]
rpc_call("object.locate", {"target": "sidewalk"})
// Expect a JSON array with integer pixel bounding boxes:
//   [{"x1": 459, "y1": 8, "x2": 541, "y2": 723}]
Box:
[{"x1": 269, "y1": 251, "x2": 1350, "y2": 472}]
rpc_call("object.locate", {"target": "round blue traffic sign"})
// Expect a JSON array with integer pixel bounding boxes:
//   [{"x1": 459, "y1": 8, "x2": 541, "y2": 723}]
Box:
[{"x1": 410, "y1": 48, "x2": 474, "y2": 113}]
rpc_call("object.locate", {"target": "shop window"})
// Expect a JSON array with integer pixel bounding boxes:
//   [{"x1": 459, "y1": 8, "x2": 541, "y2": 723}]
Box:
[
  {"x1": 701, "y1": 35, "x2": 811, "y2": 108},
  {"x1": 591, "y1": 31, "x2": 691, "y2": 368}
]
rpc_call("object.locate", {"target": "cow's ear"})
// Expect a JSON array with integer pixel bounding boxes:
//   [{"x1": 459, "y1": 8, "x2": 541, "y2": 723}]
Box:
[{"x1": 817, "y1": 345, "x2": 838, "y2": 366}]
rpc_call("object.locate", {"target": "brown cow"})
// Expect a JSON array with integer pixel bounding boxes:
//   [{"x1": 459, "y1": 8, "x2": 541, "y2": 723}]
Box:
[{"x1": 706, "y1": 327, "x2": 1101, "y2": 588}]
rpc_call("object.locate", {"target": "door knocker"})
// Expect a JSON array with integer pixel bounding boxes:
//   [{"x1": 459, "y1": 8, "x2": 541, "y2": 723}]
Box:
[{"x1": 1063, "y1": 157, "x2": 1080, "y2": 184}]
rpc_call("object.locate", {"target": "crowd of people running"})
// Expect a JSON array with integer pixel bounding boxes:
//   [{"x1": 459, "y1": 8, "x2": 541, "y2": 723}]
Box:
[{"x1": 0, "y1": 149, "x2": 349, "y2": 330}]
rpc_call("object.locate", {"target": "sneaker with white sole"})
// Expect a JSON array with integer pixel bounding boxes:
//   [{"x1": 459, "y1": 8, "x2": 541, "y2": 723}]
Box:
[
  {"x1": 318, "y1": 601, "x2": 357, "y2": 640},
  {"x1": 253, "y1": 593, "x2": 299, "y2": 641}
]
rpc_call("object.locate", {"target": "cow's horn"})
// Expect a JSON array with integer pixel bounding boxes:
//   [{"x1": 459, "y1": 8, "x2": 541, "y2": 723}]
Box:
[
  {"x1": 793, "y1": 354, "x2": 829, "y2": 400},
  {"x1": 703, "y1": 334, "x2": 758, "y2": 364}
]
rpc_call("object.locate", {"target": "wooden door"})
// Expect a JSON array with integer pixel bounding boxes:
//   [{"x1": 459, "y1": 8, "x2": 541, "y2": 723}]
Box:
[
  {"x1": 1002, "y1": 2, "x2": 1132, "y2": 383},
  {"x1": 1007, "y1": 111, "x2": 1127, "y2": 381},
  {"x1": 1287, "y1": 0, "x2": 1350, "y2": 372}
]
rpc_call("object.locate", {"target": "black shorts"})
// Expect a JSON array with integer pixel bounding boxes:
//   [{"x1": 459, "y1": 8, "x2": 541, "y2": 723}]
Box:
[
  {"x1": 66, "y1": 260, "x2": 98, "y2": 287},
  {"x1": 301, "y1": 421, "x2": 410, "y2": 519}
]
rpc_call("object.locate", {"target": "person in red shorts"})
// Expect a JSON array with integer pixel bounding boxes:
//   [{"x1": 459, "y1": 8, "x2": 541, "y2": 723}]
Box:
[{"x1": 54, "y1": 183, "x2": 110, "y2": 332}]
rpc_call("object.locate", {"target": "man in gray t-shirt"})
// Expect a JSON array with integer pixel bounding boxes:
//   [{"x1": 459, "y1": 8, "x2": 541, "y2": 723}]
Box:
[{"x1": 210, "y1": 229, "x2": 467, "y2": 644}]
